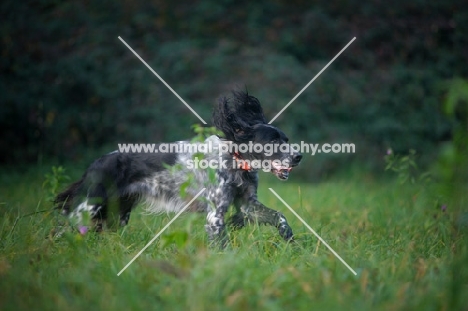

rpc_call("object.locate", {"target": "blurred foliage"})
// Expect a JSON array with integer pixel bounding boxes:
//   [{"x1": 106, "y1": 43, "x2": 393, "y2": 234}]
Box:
[
  {"x1": 190, "y1": 124, "x2": 223, "y2": 143},
  {"x1": 384, "y1": 149, "x2": 432, "y2": 185},
  {"x1": 435, "y1": 78, "x2": 468, "y2": 190},
  {"x1": 42, "y1": 165, "x2": 70, "y2": 201},
  {"x1": 1, "y1": 0, "x2": 467, "y2": 177}
]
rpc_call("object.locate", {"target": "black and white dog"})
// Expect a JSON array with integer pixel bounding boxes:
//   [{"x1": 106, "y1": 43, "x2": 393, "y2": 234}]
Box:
[{"x1": 55, "y1": 91, "x2": 302, "y2": 244}]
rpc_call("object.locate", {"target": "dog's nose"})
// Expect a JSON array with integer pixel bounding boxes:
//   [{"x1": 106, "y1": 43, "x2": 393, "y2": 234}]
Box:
[{"x1": 292, "y1": 153, "x2": 302, "y2": 164}]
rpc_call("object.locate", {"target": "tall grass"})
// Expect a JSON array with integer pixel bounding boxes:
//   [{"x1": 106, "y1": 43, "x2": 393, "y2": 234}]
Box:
[{"x1": 0, "y1": 167, "x2": 466, "y2": 310}]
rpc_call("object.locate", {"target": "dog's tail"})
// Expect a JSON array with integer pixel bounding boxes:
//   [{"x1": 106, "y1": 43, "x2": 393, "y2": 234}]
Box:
[{"x1": 54, "y1": 179, "x2": 84, "y2": 215}]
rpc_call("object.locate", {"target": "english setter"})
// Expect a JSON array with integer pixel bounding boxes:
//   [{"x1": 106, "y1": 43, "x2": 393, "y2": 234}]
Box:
[{"x1": 55, "y1": 91, "x2": 302, "y2": 245}]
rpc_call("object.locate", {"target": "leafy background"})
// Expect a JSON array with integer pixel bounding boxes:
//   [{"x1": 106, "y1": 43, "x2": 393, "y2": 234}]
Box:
[{"x1": 1, "y1": 0, "x2": 467, "y2": 178}]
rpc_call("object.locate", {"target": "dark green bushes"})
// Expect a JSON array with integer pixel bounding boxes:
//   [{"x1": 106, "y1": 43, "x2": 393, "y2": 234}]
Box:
[{"x1": 1, "y1": 0, "x2": 466, "y2": 177}]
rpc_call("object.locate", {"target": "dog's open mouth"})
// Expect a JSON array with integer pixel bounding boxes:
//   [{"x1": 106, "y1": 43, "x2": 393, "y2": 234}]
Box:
[
  {"x1": 270, "y1": 159, "x2": 301, "y2": 180},
  {"x1": 273, "y1": 168, "x2": 291, "y2": 180},
  {"x1": 271, "y1": 164, "x2": 292, "y2": 180}
]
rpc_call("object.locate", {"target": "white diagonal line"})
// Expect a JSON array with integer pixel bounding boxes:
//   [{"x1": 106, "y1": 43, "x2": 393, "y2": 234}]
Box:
[
  {"x1": 118, "y1": 36, "x2": 207, "y2": 124},
  {"x1": 117, "y1": 188, "x2": 206, "y2": 276},
  {"x1": 268, "y1": 188, "x2": 357, "y2": 276},
  {"x1": 268, "y1": 37, "x2": 356, "y2": 124}
]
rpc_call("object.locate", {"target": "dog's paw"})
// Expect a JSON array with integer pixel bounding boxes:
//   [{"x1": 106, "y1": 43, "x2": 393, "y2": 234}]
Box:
[
  {"x1": 205, "y1": 225, "x2": 229, "y2": 249},
  {"x1": 278, "y1": 224, "x2": 294, "y2": 242}
]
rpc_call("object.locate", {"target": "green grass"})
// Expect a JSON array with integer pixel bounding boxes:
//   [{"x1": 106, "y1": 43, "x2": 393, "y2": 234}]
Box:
[{"x1": 0, "y1": 167, "x2": 466, "y2": 310}]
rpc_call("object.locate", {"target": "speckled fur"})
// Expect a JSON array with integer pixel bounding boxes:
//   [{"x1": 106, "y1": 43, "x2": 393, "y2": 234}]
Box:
[{"x1": 55, "y1": 91, "x2": 302, "y2": 245}]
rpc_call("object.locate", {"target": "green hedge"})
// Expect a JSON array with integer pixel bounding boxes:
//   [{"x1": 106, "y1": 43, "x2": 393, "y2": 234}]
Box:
[{"x1": 1, "y1": 0, "x2": 466, "y2": 176}]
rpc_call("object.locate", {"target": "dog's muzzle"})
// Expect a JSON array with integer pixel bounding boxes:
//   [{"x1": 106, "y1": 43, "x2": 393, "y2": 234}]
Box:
[{"x1": 272, "y1": 153, "x2": 302, "y2": 180}]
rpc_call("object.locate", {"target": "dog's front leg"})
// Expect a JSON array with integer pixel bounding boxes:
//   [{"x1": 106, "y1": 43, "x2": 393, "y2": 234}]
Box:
[
  {"x1": 244, "y1": 200, "x2": 294, "y2": 241},
  {"x1": 205, "y1": 203, "x2": 229, "y2": 248},
  {"x1": 205, "y1": 206, "x2": 228, "y2": 248},
  {"x1": 205, "y1": 184, "x2": 236, "y2": 247}
]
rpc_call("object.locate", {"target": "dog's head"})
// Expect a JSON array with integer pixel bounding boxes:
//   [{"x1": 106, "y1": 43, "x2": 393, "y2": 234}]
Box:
[{"x1": 213, "y1": 91, "x2": 302, "y2": 180}]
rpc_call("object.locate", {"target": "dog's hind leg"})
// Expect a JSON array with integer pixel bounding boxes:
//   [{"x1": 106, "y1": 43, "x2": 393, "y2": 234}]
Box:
[
  {"x1": 242, "y1": 200, "x2": 294, "y2": 241},
  {"x1": 67, "y1": 181, "x2": 109, "y2": 231},
  {"x1": 70, "y1": 199, "x2": 107, "y2": 231},
  {"x1": 118, "y1": 194, "x2": 137, "y2": 226},
  {"x1": 69, "y1": 192, "x2": 135, "y2": 230}
]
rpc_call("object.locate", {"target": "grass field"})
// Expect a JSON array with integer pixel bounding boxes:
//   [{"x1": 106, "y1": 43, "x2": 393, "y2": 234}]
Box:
[{"x1": 0, "y1": 166, "x2": 466, "y2": 310}]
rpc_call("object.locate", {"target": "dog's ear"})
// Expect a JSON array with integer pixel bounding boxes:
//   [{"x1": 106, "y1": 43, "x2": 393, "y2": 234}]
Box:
[
  {"x1": 231, "y1": 90, "x2": 267, "y2": 125},
  {"x1": 213, "y1": 91, "x2": 266, "y2": 142},
  {"x1": 212, "y1": 96, "x2": 253, "y2": 142}
]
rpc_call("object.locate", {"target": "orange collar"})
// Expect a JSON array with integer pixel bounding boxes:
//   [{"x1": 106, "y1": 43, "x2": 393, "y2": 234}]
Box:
[{"x1": 233, "y1": 152, "x2": 251, "y2": 171}]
